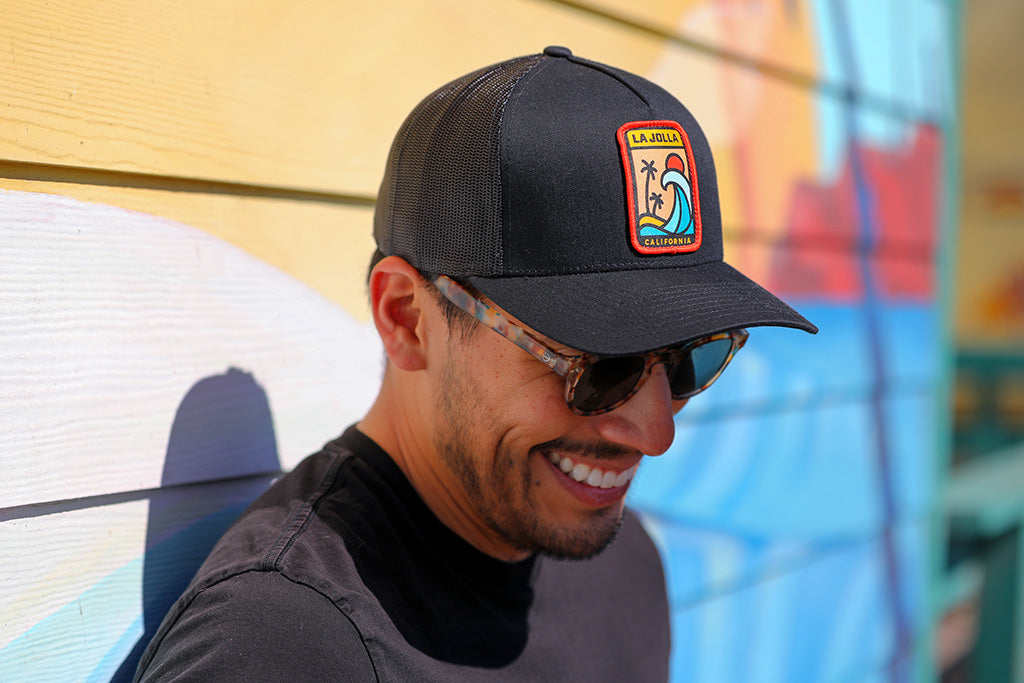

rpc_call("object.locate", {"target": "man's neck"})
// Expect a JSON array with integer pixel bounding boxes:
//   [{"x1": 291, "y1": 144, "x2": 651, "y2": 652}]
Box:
[{"x1": 358, "y1": 382, "x2": 532, "y2": 563}]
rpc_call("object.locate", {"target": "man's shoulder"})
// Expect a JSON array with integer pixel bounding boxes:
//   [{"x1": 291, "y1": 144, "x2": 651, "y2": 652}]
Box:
[
  {"x1": 135, "y1": 435, "x2": 389, "y2": 681},
  {"x1": 136, "y1": 570, "x2": 376, "y2": 681},
  {"x1": 194, "y1": 441, "x2": 357, "y2": 578}
]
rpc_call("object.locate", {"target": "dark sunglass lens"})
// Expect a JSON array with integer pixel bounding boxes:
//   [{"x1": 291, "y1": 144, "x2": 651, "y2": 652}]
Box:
[
  {"x1": 573, "y1": 356, "x2": 646, "y2": 412},
  {"x1": 669, "y1": 338, "x2": 733, "y2": 397}
]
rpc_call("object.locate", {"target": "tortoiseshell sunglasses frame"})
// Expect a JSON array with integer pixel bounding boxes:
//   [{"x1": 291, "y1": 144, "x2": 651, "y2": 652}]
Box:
[{"x1": 432, "y1": 275, "x2": 748, "y2": 416}]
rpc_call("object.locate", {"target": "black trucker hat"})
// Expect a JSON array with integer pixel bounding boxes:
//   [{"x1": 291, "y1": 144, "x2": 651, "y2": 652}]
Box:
[{"x1": 374, "y1": 46, "x2": 817, "y2": 355}]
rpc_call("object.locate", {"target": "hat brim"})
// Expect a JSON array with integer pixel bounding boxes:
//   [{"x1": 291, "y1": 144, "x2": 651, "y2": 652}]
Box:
[{"x1": 467, "y1": 261, "x2": 818, "y2": 356}]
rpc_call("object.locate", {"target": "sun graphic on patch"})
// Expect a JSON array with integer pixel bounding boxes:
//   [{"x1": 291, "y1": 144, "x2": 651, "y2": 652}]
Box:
[{"x1": 617, "y1": 120, "x2": 702, "y2": 255}]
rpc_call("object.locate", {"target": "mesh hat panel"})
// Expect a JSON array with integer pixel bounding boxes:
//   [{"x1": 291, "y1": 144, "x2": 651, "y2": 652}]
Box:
[{"x1": 374, "y1": 55, "x2": 545, "y2": 276}]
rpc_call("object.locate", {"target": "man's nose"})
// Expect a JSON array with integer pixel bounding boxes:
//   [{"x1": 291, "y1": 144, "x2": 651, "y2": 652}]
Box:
[{"x1": 590, "y1": 364, "x2": 679, "y2": 456}]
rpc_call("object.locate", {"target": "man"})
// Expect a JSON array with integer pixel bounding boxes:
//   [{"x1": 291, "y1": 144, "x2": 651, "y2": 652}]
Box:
[{"x1": 135, "y1": 46, "x2": 815, "y2": 681}]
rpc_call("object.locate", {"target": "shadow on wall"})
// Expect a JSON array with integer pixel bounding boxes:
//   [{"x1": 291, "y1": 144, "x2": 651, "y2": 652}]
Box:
[{"x1": 112, "y1": 368, "x2": 282, "y2": 682}]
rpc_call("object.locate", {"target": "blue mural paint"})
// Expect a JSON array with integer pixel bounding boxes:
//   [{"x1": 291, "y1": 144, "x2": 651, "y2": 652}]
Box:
[
  {"x1": 830, "y1": 1, "x2": 913, "y2": 679},
  {"x1": 646, "y1": 520, "x2": 928, "y2": 683},
  {"x1": 0, "y1": 499, "x2": 256, "y2": 683},
  {"x1": 811, "y1": 0, "x2": 929, "y2": 178},
  {"x1": 0, "y1": 558, "x2": 144, "y2": 682},
  {"x1": 86, "y1": 615, "x2": 144, "y2": 683}
]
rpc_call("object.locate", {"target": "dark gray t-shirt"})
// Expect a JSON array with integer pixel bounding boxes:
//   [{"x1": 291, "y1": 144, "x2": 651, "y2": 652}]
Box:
[{"x1": 135, "y1": 427, "x2": 670, "y2": 681}]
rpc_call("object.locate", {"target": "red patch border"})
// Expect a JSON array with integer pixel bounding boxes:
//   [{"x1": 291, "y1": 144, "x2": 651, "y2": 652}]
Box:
[{"x1": 616, "y1": 120, "x2": 702, "y2": 255}]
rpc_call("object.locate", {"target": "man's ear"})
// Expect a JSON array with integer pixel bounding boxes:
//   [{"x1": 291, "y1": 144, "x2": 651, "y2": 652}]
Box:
[{"x1": 368, "y1": 256, "x2": 431, "y2": 371}]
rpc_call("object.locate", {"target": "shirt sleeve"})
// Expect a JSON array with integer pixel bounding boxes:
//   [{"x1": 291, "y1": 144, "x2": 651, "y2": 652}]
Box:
[{"x1": 136, "y1": 570, "x2": 377, "y2": 682}]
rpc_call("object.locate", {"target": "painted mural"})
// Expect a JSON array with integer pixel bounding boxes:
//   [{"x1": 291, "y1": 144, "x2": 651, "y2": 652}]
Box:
[
  {"x1": 0, "y1": 192, "x2": 382, "y2": 681},
  {"x1": 0, "y1": 1, "x2": 954, "y2": 681},
  {"x1": 626, "y1": 1, "x2": 951, "y2": 681}
]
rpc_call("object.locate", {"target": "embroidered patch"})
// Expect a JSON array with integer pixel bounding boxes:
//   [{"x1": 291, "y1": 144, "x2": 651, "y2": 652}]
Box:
[{"x1": 617, "y1": 120, "x2": 701, "y2": 254}]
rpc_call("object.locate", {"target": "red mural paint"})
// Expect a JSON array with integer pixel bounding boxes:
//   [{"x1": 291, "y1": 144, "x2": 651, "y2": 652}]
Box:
[{"x1": 770, "y1": 125, "x2": 941, "y2": 301}]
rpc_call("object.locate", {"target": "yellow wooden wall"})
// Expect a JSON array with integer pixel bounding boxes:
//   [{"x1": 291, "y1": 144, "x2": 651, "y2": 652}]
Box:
[{"x1": 1, "y1": 0, "x2": 824, "y2": 316}]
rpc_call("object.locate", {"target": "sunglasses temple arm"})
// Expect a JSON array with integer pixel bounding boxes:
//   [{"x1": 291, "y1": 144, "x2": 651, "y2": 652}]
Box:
[
  {"x1": 462, "y1": 296, "x2": 573, "y2": 377},
  {"x1": 435, "y1": 275, "x2": 574, "y2": 378}
]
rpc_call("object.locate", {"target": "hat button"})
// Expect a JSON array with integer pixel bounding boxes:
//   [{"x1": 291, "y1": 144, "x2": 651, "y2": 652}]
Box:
[{"x1": 543, "y1": 45, "x2": 572, "y2": 58}]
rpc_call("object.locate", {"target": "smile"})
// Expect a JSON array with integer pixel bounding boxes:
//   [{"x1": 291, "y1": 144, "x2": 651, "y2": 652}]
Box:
[{"x1": 545, "y1": 451, "x2": 639, "y2": 489}]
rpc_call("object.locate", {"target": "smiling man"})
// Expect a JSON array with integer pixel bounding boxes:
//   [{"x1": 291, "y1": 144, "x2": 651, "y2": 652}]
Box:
[{"x1": 135, "y1": 47, "x2": 816, "y2": 682}]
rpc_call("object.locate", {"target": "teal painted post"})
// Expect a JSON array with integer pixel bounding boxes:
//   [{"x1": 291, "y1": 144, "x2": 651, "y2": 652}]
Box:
[
  {"x1": 972, "y1": 525, "x2": 1023, "y2": 682},
  {"x1": 922, "y1": 0, "x2": 963, "y2": 681},
  {"x1": 946, "y1": 442, "x2": 1024, "y2": 682}
]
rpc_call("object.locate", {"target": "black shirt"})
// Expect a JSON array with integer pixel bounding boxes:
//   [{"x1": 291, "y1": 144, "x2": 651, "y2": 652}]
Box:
[{"x1": 136, "y1": 427, "x2": 670, "y2": 681}]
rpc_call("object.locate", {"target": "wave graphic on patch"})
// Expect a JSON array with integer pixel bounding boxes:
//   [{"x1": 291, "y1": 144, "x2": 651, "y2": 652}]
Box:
[{"x1": 638, "y1": 153, "x2": 694, "y2": 237}]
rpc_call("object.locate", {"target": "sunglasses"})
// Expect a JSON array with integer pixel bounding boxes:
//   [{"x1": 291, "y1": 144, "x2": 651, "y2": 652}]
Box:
[{"x1": 433, "y1": 275, "x2": 748, "y2": 416}]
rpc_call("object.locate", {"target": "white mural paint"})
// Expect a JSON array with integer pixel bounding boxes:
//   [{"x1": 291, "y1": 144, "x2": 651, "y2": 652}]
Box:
[
  {"x1": 0, "y1": 189, "x2": 384, "y2": 680},
  {"x1": 0, "y1": 189, "x2": 383, "y2": 507}
]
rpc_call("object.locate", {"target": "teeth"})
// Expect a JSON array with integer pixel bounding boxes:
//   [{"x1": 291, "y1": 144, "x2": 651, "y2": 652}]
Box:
[{"x1": 546, "y1": 451, "x2": 637, "y2": 490}]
